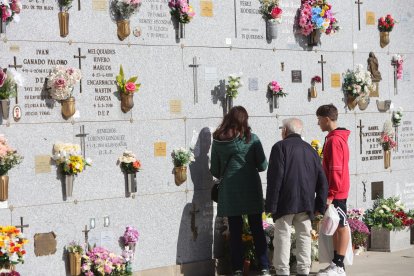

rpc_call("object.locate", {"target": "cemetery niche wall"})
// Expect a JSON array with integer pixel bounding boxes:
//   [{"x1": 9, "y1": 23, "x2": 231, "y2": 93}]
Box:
[{"x1": 0, "y1": 0, "x2": 413, "y2": 275}]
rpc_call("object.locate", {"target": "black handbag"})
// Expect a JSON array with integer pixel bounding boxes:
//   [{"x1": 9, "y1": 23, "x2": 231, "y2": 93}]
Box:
[{"x1": 211, "y1": 154, "x2": 234, "y2": 203}]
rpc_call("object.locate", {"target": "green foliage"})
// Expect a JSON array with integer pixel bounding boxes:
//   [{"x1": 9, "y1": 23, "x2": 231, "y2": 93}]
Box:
[{"x1": 0, "y1": 78, "x2": 17, "y2": 100}]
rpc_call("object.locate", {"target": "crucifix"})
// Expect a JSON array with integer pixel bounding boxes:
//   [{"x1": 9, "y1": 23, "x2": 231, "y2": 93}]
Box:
[
  {"x1": 8, "y1": 56, "x2": 23, "y2": 104},
  {"x1": 391, "y1": 60, "x2": 398, "y2": 95},
  {"x1": 8, "y1": 56, "x2": 23, "y2": 122},
  {"x1": 73, "y1": 48, "x2": 86, "y2": 93},
  {"x1": 190, "y1": 203, "x2": 199, "y2": 241},
  {"x1": 189, "y1": 56, "x2": 200, "y2": 104},
  {"x1": 357, "y1": 119, "x2": 365, "y2": 155},
  {"x1": 82, "y1": 225, "x2": 91, "y2": 249},
  {"x1": 233, "y1": 0, "x2": 238, "y2": 38},
  {"x1": 15, "y1": 217, "x2": 29, "y2": 233},
  {"x1": 77, "y1": 0, "x2": 81, "y2": 11},
  {"x1": 355, "y1": 0, "x2": 363, "y2": 31},
  {"x1": 362, "y1": 180, "x2": 367, "y2": 202},
  {"x1": 76, "y1": 125, "x2": 89, "y2": 160},
  {"x1": 318, "y1": 55, "x2": 326, "y2": 91}
]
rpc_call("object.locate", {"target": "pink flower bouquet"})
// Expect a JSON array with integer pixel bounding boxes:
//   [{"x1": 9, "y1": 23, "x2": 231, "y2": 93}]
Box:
[
  {"x1": 268, "y1": 81, "x2": 287, "y2": 97},
  {"x1": 168, "y1": 0, "x2": 195, "y2": 24},
  {"x1": 298, "y1": 0, "x2": 339, "y2": 36},
  {"x1": 116, "y1": 65, "x2": 141, "y2": 95}
]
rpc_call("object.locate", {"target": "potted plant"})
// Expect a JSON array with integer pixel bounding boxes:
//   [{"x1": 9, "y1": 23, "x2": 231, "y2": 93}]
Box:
[
  {"x1": 115, "y1": 65, "x2": 141, "y2": 113},
  {"x1": 52, "y1": 143, "x2": 92, "y2": 198},
  {"x1": 378, "y1": 14, "x2": 395, "y2": 48},
  {"x1": 0, "y1": 225, "x2": 28, "y2": 273},
  {"x1": 0, "y1": 0, "x2": 21, "y2": 35},
  {"x1": 225, "y1": 73, "x2": 243, "y2": 113},
  {"x1": 267, "y1": 80, "x2": 286, "y2": 110},
  {"x1": 347, "y1": 208, "x2": 369, "y2": 252},
  {"x1": 171, "y1": 147, "x2": 194, "y2": 186},
  {"x1": 66, "y1": 241, "x2": 83, "y2": 276},
  {"x1": 111, "y1": 0, "x2": 142, "y2": 41},
  {"x1": 118, "y1": 150, "x2": 141, "y2": 194},
  {"x1": 310, "y1": 75, "x2": 321, "y2": 98},
  {"x1": 81, "y1": 246, "x2": 131, "y2": 275},
  {"x1": 259, "y1": 0, "x2": 283, "y2": 40},
  {"x1": 0, "y1": 68, "x2": 23, "y2": 120},
  {"x1": 242, "y1": 215, "x2": 256, "y2": 274},
  {"x1": 364, "y1": 197, "x2": 414, "y2": 252},
  {"x1": 0, "y1": 135, "x2": 23, "y2": 201},
  {"x1": 47, "y1": 66, "x2": 82, "y2": 119},
  {"x1": 168, "y1": 0, "x2": 195, "y2": 40},
  {"x1": 56, "y1": 0, "x2": 73, "y2": 37},
  {"x1": 122, "y1": 226, "x2": 139, "y2": 253},
  {"x1": 298, "y1": 0, "x2": 339, "y2": 46},
  {"x1": 342, "y1": 64, "x2": 373, "y2": 110},
  {"x1": 379, "y1": 120, "x2": 396, "y2": 169}
]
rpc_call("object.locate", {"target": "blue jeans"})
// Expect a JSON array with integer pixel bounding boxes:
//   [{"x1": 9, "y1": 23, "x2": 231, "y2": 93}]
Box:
[{"x1": 228, "y1": 214, "x2": 269, "y2": 272}]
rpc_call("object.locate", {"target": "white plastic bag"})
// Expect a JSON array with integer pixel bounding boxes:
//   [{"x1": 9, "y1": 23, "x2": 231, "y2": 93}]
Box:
[
  {"x1": 321, "y1": 205, "x2": 340, "y2": 236},
  {"x1": 318, "y1": 225, "x2": 353, "y2": 265}
]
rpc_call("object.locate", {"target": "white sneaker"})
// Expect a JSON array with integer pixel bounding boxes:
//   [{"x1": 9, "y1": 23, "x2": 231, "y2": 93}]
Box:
[{"x1": 317, "y1": 263, "x2": 346, "y2": 276}]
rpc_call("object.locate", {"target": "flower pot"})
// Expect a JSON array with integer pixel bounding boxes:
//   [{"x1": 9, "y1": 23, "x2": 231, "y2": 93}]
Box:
[
  {"x1": 310, "y1": 85, "x2": 317, "y2": 98},
  {"x1": 117, "y1": 19, "x2": 131, "y2": 41},
  {"x1": 0, "y1": 19, "x2": 6, "y2": 35},
  {"x1": 370, "y1": 227, "x2": 411, "y2": 252},
  {"x1": 125, "y1": 173, "x2": 137, "y2": 193},
  {"x1": 58, "y1": 11, "x2": 69, "y2": 38},
  {"x1": 411, "y1": 225, "x2": 414, "y2": 244},
  {"x1": 172, "y1": 17, "x2": 185, "y2": 39},
  {"x1": 273, "y1": 94, "x2": 279, "y2": 109},
  {"x1": 174, "y1": 166, "x2": 187, "y2": 186},
  {"x1": 65, "y1": 174, "x2": 74, "y2": 197},
  {"x1": 243, "y1": 259, "x2": 250, "y2": 276},
  {"x1": 226, "y1": 96, "x2": 233, "y2": 113},
  {"x1": 358, "y1": 96, "x2": 370, "y2": 110},
  {"x1": 68, "y1": 252, "x2": 81, "y2": 276},
  {"x1": 120, "y1": 93, "x2": 134, "y2": 113},
  {"x1": 384, "y1": 150, "x2": 391, "y2": 169},
  {"x1": 266, "y1": 20, "x2": 278, "y2": 39},
  {"x1": 376, "y1": 100, "x2": 391, "y2": 112},
  {"x1": 61, "y1": 97, "x2": 76, "y2": 119},
  {"x1": 346, "y1": 94, "x2": 358, "y2": 110},
  {"x1": 380, "y1": 32, "x2": 390, "y2": 48},
  {"x1": 0, "y1": 175, "x2": 9, "y2": 202},
  {"x1": 308, "y1": 29, "x2": 320, "y2": 46},
  {"x1": 0, "y1": 99, "x2": 10, "y2": 120},
  {"x1": 128, "y1": 242, "x2": 136, "y2": 252}
]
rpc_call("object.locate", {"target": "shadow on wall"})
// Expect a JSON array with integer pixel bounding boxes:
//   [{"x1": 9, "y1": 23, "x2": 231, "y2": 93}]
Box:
[{"x1": 176, "y1": 127, "x2": 217, "y2": 275}]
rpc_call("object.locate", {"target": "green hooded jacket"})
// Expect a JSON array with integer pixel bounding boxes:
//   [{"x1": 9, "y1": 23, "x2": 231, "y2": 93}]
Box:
[{"x1": 210, "y1": 133, "x2": 268, "y2": 217}]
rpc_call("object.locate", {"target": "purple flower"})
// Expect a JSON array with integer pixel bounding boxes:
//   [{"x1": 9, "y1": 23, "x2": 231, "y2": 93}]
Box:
[
  {"x1": 123, "y1": 225, "x2": 139, "y2": 244},
  {"x1": 0, "y1": 69, "x2": 6, "y2": 87}
]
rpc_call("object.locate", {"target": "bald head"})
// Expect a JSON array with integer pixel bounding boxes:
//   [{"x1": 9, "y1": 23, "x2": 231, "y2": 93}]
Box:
[{"x1": 282, "y1": 118, "x2": 303, "y2": 138}]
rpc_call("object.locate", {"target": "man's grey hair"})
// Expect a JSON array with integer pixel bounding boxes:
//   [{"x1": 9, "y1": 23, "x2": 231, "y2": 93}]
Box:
[{"x1": 282, "y1": 118, "x2": 304, "y2": 135}]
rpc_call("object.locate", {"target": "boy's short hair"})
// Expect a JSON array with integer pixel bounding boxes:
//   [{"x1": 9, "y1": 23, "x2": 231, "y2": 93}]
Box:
[{"x1": 316, "y1": 104, "x2": 338, "y2": 121}]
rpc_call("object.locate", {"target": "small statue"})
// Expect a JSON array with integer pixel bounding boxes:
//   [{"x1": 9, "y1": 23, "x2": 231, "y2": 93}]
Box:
[{"x1": 367, "y1": 52, "x2": 382, "y2": 82}]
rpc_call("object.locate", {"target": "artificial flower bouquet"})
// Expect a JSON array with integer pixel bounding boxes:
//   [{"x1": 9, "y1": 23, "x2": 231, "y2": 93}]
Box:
[
  {"x1": 0, "y1": 0, "x2": 22, "y2": 33},
  {"x1": 268, "y1": 80, "x2": 286, "y2": 97},
  {"x1": 171, "y1": 147, "x2": 194, "y2": 186},
  {"x1": 380, "y1": 120, "x2": 396, "y2": 151},
  {"x1": 81, "y1": 246, "x2": 132, "y2": 276},
  {"x1": 122, "y1": 226, "x2": 139, "y2": 254},
  {"x1": 168, "y1": 0, "x2": 195, "y2": 24},
  {"x1": 116, "y1": 65, "x2": 141, "y2": 113},
  {"x1": 226, "y1": 73, "x2": 243, "y2": 98},
  {"x1": 0, "y1": 67, "x2": 23, "y2": 100},
  {"x1": 310, "y1": 75, "x2": 321, "y2": 98},
  {"x1": 311, "y1": 75, "x2": 321, "y2": 86},
  {"x1": 392, "y1": 107, "x2": 403, "y2": 127},
  {"x1": 378, "y1": 14, "x2": 395, "y2": 32},
  {"x1": 0, "y1": 225, "x2": 28, "y2": 267},
  {"x1": 0, "y1": 135, "x2": 23, "y2": 176},
  {"x1": 391, "y1": 54, "x2": 403, "y2": 80},
  {"x1": 347, "y1": 217, "x2": 370, "y2": 248},
  {"x1": 259, "y1": 0, "x2": 282, "y2": 23},
  {"x1": 47, "y1": 66, "x2": 81, "y2": 101},
  {"x1": 310, "y1": 139, "x2": 322, "y2": 159},
  {"x1": 298, "y1": 0, "x2": 339, "y2": 36},
  {"x1": 118, "y1": 151, "x2": 141, "y2": 174},
  {"x1": 52, "y1": 143, "x2": 91, "y2": 175},
  {"x1": 112, "y1": 0, "x2": 142, "y2": 20},
  {"x1": 342, "y1": 64, "x2": 373, "y2": 98}
]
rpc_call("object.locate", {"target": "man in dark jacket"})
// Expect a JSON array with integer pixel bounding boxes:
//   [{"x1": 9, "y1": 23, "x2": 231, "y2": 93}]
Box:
[{"x1": 265, "y1": 118, "x2": 328, "y2": 276}]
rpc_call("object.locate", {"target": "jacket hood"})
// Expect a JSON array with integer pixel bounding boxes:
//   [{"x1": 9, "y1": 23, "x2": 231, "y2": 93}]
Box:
[{"x1": 327, "y1": 128, "x2": 350, "y2": 142}]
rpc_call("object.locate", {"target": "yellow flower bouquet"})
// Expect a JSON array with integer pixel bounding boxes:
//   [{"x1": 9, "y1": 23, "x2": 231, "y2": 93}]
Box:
[
  {"x1": 52, "y1": 143, "x2": 92, "y2": 175},
  {"x1": 0, "y1": 225, "x2": 29, "y2": 267}
]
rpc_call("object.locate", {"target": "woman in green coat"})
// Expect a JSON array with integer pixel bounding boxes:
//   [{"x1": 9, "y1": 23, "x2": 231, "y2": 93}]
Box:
[{"x1": 210, "y1": 106, "x2": 270, "y2": 276}]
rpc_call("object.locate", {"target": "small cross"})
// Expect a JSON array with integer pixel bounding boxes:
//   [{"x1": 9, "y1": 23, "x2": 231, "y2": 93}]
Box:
[
  {"x1": 189, "y1": 56, "x2": 200, "y2": 104},
  {"x1": 190, "y1": 203, "x2": 199, "y2": 241},
  {"x1": 355, "y1": 1, "x2": 364, "y2": 31},
  {"x1": 357, "y1": 119, "x2": 365, "y2": 155},
  {"x1": 8, "y1": 56, "x2": 23, "y2": 104},
  {"x1": 73, "y1": 48, "x2": 86, "y2": 93},
  {"x1": 15, "y1": 217, "x2": 29, "y2": 233},
  {"x1": 82, "y1": 225, "x2": 91, "y2": 246},
  {"x1": 318, "y1": 55, "x2": 326, "y2": 91},
  {"x1": 75, "y1": 125, "x2": 89, "y2": 160}
]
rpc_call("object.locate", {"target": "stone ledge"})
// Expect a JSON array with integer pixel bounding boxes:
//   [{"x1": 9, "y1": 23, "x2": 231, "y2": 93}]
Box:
[{"x1": 134, "y1": 259, "x2": 216, "y2": 276}]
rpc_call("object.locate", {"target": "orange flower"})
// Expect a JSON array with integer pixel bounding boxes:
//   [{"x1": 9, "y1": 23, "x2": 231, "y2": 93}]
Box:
[{"x1": 132, "y1": 160, "x2": 141, "y2": 170}]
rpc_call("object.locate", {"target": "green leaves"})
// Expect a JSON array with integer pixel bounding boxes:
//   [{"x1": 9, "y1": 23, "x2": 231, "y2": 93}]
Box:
[{"x1": 116, "y1": 65, "x2": 141, "y2": 94}]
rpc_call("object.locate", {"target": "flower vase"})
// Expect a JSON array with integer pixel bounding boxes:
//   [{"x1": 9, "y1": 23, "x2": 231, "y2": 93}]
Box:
[
  {"x1": 0, "y1": 99, "x2": 10, "y2": 120},
  {"x1": 58, "y1": 11, "x2": 69, "y2": 38},
  {"x1": 0, "y1": 19, "x2": 6, "y2": 35},
  {"x1": 273, "y1": 94, "x2": 279, "y2": 109},
  {"x1": 65, "y1": 174, "x2": 74, "y2": 197},
  {"x1": 68, "y1": 252, "x2": 81, "y2": 276},
  {"x1": 127, "y1": 242, "x2": 136, "y2": 252},
  {"x1": 0, "y1": 175, "x2": 9, "y2": 202},
  {"x1": 0, "y1": 262, "x2": 15, "y2": 272},
  {"x1": 226, "y1": 96, "x2": 233, "y2": 112},
  {"x1": 174, "y1": 166, "x2": 187, "y2": 186},
  {"x1": 243, "y1": 259, "x2": 250, "y2": 276},
  {"x1": 380, "y1": 32, "x2": 390, "y2": 48},
  {"x1": 173, "y1": 17, "x2": 185, "y2": 39},
  {"x1": 358, "y1": 96, "x2": 370, "y2": 110},
  {"x1": 310, "y1": 85, "x2": 317, "y2": 98},
  {"x1": 346, "y1": 94, "x2": 358, "y2": 110},
  {"x1": 61, "y1": 97, "x2": 76, "y2": 119},
  {"x1": 125, "y1": 173, "x2": 137, "y2": 193},
  {"x1": 117, "y1": 19, "x2": 131, "y2": 41},
  {"x1": 266, "y1": 20, "x2": 278, "y2": 39},
  {"x1": 384, "y1": 150, "x2": 391, "y2": 169},
  {"x1": 308, "y1": 29, "x2": 320, "y2": 46},
  {"x1": 120, "y1": 93, "x2": 134, "y2": 113}
]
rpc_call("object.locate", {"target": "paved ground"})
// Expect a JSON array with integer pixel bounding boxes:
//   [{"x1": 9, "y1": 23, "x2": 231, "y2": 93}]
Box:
[{"x1": 220, "y1": 247, "x2": 414, "y2": 275}]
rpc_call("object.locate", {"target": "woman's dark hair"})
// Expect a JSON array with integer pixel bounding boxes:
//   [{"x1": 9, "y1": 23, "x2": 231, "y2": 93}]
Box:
[{"x1": 213, "y1": 106, "x2": 251, "y2": 143}]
